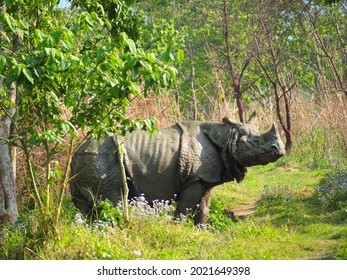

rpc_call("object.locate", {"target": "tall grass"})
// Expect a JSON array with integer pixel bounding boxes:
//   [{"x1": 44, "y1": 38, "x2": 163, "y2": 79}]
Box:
[{"x1": 290, "y1": 94, "x2": 347, "y2": 169}]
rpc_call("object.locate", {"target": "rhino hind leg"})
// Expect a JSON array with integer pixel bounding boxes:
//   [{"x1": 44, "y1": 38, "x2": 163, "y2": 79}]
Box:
[
  {"x1": 70, "y1": 181, "x2": 94, "y2": 217},
  {"x1": 70, "y1": 137, "x2": 125, "y2": 219}
]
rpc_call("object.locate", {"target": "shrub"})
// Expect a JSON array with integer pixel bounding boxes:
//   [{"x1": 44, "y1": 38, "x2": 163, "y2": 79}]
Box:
[
  {"x1": 259, "y1": 184, "x2": 294, "y2": 207},
  {"x1": 314, "y1": 172, "x2": 347, "y2": 211}
]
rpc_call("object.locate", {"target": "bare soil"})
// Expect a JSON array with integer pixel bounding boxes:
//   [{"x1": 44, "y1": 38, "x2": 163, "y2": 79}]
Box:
[{"x1": 224, "y1": 199, "x2": 259, "y2": 222}]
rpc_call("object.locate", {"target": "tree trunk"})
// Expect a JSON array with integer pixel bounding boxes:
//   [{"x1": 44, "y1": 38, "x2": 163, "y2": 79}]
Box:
[
  {"x1": 274, "y1": 89, "x2": 293, "y2": 152},
  {"x1": 0, "y1": 123, "x2": 18, "y2": 225},
  {"x1": 190, "y1": 65, "x2": 198, "y2": 121},
  {"x1": 0, "y1": 2, "x2": 19, "y2": 225},
  {"x1": 234, "y1": 88, "x2": 245, "y2": 124},
  {"x1": 222, "y1": 0, "x2": 245, "y2": 123}
]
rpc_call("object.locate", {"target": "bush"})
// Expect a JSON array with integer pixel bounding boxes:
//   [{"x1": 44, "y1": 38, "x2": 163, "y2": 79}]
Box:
[
  {"x1": 314, "y1": 172, "x2": 347, "y2": 211},
  {"x1": 259, "y1": 184, "x2": 294, "y2": 207}
]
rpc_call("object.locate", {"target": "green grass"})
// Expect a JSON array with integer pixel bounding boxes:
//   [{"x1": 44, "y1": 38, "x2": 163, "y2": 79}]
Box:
[{"x1": 1, "y1": 157, "x2": 346, "y2": 260}]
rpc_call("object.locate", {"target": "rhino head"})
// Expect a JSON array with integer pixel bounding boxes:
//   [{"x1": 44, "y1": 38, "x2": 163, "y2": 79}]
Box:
[
  {"x1": 223, "y1": 112, "x2": 286, "y2": 167},
  {"x1": 202, "y1": 112, "x2": 285, "y2": 183}
]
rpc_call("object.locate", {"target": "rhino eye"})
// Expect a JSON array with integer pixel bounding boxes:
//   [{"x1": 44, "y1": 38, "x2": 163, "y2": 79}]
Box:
[{"x1": 251, "y1": 137, "x2": 261, "y2": 145}]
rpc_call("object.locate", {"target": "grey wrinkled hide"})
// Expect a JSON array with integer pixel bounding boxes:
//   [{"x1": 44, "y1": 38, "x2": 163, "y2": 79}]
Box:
[{"x1": 70, "y1": 114, "x2": 285, "y2": 224}]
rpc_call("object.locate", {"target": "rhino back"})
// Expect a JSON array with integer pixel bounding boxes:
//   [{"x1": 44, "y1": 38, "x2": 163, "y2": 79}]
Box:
[{"x1": 124, "y1": 125, "x2": 182, "y2": 201}]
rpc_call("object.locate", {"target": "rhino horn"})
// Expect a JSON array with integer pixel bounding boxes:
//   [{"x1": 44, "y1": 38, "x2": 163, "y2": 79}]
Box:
[
  {"x1": 267, "y1": 123, "x2": 286, "y2": 156},
  {"x1": 269, "y1": 123, "x2": 278, "y2": 135}
]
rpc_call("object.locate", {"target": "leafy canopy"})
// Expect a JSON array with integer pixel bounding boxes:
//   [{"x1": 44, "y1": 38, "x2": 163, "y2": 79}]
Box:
[{"x1": 0, "y1": 0, "x2": 181, "y2": 146}]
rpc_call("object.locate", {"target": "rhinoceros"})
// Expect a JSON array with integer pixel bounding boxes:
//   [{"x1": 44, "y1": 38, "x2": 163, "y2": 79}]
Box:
[{"x1": 70, "y1": 112, "x2": 285, "y2": 224}]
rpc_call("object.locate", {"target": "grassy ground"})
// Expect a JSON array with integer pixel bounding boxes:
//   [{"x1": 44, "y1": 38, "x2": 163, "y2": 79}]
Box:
[{"x1": 1, "y1": 157, "x2": 346, "y2": 260}]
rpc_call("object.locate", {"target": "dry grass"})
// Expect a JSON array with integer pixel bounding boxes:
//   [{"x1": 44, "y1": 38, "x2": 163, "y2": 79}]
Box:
[
  {"x1": 127, "y1": 91, "x2": 346, "y2": 156},
  {"x1": 127, "y1": 92, "x2": 180, "y2": 128},
  {"x1": 290, "y1": 93, "x2": 347, "y2": 168},
  {"x1": 292, "y1": 93, "x2": 347, "y2": 147}
]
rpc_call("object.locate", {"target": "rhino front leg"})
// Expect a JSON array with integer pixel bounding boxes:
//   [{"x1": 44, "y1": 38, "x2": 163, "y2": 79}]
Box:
[
  {"x1": 194, "y1": 189, "x2": 213, "y2": 225},
  {"x1": 174, "y1": 181, "x2": 208, "y2": 225}
]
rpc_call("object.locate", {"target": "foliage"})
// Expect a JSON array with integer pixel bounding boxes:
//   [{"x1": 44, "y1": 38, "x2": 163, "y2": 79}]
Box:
[
  {"x1": 94, "y1": 200, "x2": 125, "y2": 227},
  {"x1": 260, "y1": 184, "x2": 294, "y2": 208},
  {"x1": 94, "y1": 196, "x2": 175, "y2": 228},
  {"x1": 0, "y1": 0, "x2": 181, "y2": 234},
  {"x1": 136, "y1": 0, "x2": 347, "y2": 121},
  {"x1": 207, "y1": 196, "x2": 234, "y2": 231},
  {"x1": 1, "y1": 0, "x2": 346, "y2": 260},
  {"x1": 314, "y1": 172, "x2": 347, "y2": 211}
]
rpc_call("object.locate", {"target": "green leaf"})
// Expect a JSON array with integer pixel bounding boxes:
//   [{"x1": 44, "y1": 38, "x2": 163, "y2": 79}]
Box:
[
  {"x1": 0, "y1": 31, "x2": 11, "y2": 44},
  {"x1": 60, "y1": 60, "x2": 71, "y2": 71},
  {"x1": 0, "y1": 56, "x2": 6, "y2": 71},
  {"x1": 4, "y1": 75, "x2": 16, "y2": 85},
  {"x1": 45, "y1": 48, "x2": 56, "y2": 58},
  {"x1": 147, "y1": 53, "x2": 157, "y2": 64},
  {"x1": 140, "y1": 60, "x2": 153, "y2": 72},
  {"x1": 13, "y1": 64, "x2": 23, "y2": 77},
  {"x1": 130, "y1": 82, "x2": 141, "y2": 96},
  {"x1": 177, "y1": 49, "x2": 184, "y2": 66},
  {"x1": 61, "y1": 121, "x2": 75, "y2": 133},
  {"x1": 124, "y1": 54, "x2": 137, "y2": 68},
  {"x1": 162, "y1": 49, "x2": 170, "y2": 62},
  {"x1": 119, "y1": 32, "x2": 128, "y2": 48},
  {"x1": 127, "y1": 38, "x2": 137, "y2": 54},
  {"x1": 22, "y1": 68, "x2": 34, "y2": 84},
  {"x1": 84, "y1": 14, "x2": 94, "y2": 27},
  {"x1": 33, "y1": 67, "x2": 45, "y2": 78},
  {"x1": 4, "y1": 13, "x2": 17, "y2": 32}
]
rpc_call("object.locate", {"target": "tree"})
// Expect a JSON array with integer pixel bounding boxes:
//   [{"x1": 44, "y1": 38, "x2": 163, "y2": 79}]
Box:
[
  {"x1": 182, "y1": 0, "x2": 257, "y2": 122},
  {"x1": 0, "y1": 2, "x2": 18, "y2": 225},
  {"x1": 0, "y1": 0, "x2": 180, "y2": 231},
  {"x1": 219, "y1": 0, "x2": 253, "y2": 122},
  {"x1": 252, "y1": 0, "x2": 299, "y2": 152},
  {"x1": 303, "y1": 0, "x2": 347, "y2": 97},
  {"x1": 0, "y1": 123, "x2": 17, "y2": 225}
]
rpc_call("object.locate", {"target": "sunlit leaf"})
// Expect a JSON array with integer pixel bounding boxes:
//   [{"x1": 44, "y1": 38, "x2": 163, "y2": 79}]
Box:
[
  {"x1": 127, "y1": 38, "x2": 137, "y2": 54},
  {"x1": 177, "y1": 49, "x2": 184, "y2": 66},
  {"x1": 22, "y1": 68, "x2": 34, "y2": 84},
  {"x1": 0, "y1": 56, "x2": 6, "y2": 71},
  {"x1": 4, "y1": 13, "x2": 17, "y2": 32}
]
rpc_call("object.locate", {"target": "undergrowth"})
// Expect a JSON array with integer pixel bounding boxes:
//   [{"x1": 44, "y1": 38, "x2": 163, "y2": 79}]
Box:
[
  {"x1": 256, "y1": 171, "x2": 347, "y2": 259},
  {"x1": 1, "y1": 166, "x2": 346, "y2": 260}
]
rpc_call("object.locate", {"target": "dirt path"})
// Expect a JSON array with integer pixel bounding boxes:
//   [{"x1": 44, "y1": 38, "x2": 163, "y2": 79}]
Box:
[
  {"x1": 224, "y1": 200, "x2": 337, "y2": 260},
  {"x1": 224, "y1": 199, "x2": 259, "y2": 221}
]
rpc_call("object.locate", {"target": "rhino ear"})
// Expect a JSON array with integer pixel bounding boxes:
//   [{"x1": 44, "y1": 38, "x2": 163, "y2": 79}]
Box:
[
  {"x1": 201, "y1": 123, "x2": 231, "y2": 149},
  {"x1": 222, "y1": 117, "x2": 239, "y2": 127},
  {"x1": 222, "y1": 117, "x2": 233, "y2": 126},
  {"x1": 246, "y1": 111, "x2": 256, "y2": 124}
]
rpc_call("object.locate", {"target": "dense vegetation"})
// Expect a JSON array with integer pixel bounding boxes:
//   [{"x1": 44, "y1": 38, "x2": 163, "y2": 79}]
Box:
[{"x1": 0, "y1": 0, "x2": 346, "y2": 259}]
